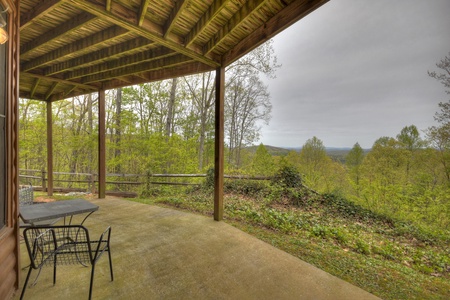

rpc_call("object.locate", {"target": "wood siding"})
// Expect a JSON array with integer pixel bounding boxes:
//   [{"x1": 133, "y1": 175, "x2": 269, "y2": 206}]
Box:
[{"x1": 0, "y1": 0, "x2": 20, "y2": 299}]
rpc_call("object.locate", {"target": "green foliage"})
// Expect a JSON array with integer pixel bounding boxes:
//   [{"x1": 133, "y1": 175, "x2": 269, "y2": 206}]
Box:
[
  {"x1": 204, "y1": 167, "x2": 215, "y2": 189},
  {"x1": 272, "y1": 165, "x2": 302, "y2": 188},
  {"x1": 250, "y1": 143, "x2": 276, "y2": 176},
  {"x1": 354, "y1": 239, "x2": 371, "y2": 255},
  {"x1": 224, "y1": 179, "x2": 268, "y2": 196}
]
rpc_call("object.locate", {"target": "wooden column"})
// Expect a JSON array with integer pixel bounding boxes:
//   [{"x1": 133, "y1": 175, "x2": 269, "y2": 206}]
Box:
[
  {"x1": 214, "y1": 66, "x2": 225, "y2": 221},
  {"x1": 46, "y1": 101, "x2": 53, "y2": 196},
  {"x1": 98, "y1": 90, "x2": 106, "y2": 198}
]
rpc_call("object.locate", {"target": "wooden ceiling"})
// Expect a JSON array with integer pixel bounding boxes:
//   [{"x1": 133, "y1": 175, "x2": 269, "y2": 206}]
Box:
[{"x1": 19, "y1": 0, "x2": 328, "y2": 101}]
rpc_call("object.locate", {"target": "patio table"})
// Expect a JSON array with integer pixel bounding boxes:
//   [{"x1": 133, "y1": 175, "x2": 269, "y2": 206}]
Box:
[{"x1": 19, "y1": 198, "x2": 99, "y2": 226}]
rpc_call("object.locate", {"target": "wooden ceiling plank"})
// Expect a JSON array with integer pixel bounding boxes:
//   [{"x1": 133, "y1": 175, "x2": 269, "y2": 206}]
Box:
[
  {"x1": 223, "y1": 0, "x2": 329, "y2": 65},
  {"x1": 71, "y1": 0, "x2": 220, "y2": 67},
  {"x1": 45, "y1": 37, "x2": 154, "y2": 76},
  {"x1": 106, "y1": 0, "x2": 112, "y2": 11},
  {"x1": 81, "y1": 55, "x2": 192, "y2": 84},
  {"x1": 104, "y1": 61, "x2": 215, "y2": 89},
  {"x1": 138, "y1": 0, "x2": 151, "y2": 26},
  {"x1": 45, "y1": 82, "x2": 59, "y2": 100},
  {"x1": 184, "y1": 0, "x2": 227, "y2": 47},
  {"x1": 23, "y1": 72, "x2": 98, "y2": 90},
  {"x1": 22, "y1": 26, "x2": 130, "y2": 72},
  {"x1": 20, "y1": 0, "x2": 67, "y2": 30},
  {"x1": 21, "y1": 12, "x2": 97, "y2": 57},
  {"x1": 163, "y1": 0, "x2": 187, "y2": 38},
  {"x1": 63, "y1": 47, "x2": 175, "y2": 80},
  {"x1": 203, "y1": 0, "x2": 266, "y2": 56}
]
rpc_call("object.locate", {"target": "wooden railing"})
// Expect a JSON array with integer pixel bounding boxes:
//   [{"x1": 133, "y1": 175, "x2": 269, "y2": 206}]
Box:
[{"x1": 18, "y1": 169, "x2": 271, "y2": 197}]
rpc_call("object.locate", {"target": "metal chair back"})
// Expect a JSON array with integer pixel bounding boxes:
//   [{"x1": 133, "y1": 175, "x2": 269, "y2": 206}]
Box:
[{"x1": 20, "y1": 225, "x2": 113, "y2": 300}]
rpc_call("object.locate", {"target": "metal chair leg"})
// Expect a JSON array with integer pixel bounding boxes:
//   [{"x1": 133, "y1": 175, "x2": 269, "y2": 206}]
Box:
[
  {"x1": 108, "y1": 248, "x2": 114, "y2": 281},
  {"x1": 89, "y1": 264, "x2": 96, "y2": 300},
  {"x1": 20, "y1": 267, "x2": 33, "y2": 300}
]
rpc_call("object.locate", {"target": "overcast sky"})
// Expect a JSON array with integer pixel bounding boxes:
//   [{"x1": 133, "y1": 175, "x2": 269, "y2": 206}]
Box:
[{"x1": 258, "y1": 0, "x2": 450, "y2": 149}]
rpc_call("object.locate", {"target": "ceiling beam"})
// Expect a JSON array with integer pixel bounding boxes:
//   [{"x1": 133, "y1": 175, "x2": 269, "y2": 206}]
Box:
[
  {"x1": 103, "y1": 61, "x2": 214, "y2": 89},
  {"x1": 70, "y1": 0, "x2": 220, "y2": 67},
  {"x1": 63, "y1": 47, "x2": 176, "y2": 80},
  {"x1": 184, "y1": 0, "x2": 227, "y2": 47},
  {"x1": 45, "y1": 82, "x2": 59, "y2": 100},
  {"x1": 163, "y1": 0, "x2": 187, "y2": 38},
  {"x1": 20, "y1": 0, "x2": 66, "y2": 30},
  {"x1": 21, "y1": 12, "x2": 97, "y2": 57},
  {"x1": 22, "y1": 72, "x2": 98, "y2": 90},
  {"x1": 22, "y1": 26, "x2": 130, "y2": 72},
  {"x1": 45, "y1": 37, "x2": 154, "y2": 76},
  {"x1": 30, "y1": 78, "x2": 41, "y2": 98},
  {"x1": 81, "y1": 55, "x2": 192, "y2": 84},
  {"x1": 203, "y1": 0, "x2": 265, "y2": 56},
  {"x1": 138, "y1": 0, "x2": 150, "y2": 26}
]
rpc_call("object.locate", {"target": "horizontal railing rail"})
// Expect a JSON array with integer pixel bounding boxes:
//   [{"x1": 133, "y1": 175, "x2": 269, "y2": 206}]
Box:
[{"x1": 18, "y1": 169, "x2": 271, "y2": 197}]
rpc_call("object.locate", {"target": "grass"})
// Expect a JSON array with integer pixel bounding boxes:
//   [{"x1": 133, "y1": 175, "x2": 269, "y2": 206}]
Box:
[{"x1": 129, "y1": 182, "x2": 450, "y2": 300}]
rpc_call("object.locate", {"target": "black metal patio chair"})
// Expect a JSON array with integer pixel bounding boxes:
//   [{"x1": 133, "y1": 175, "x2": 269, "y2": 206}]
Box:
[
  {"x1": 20, "y1": 225, "x2": 114, "y2": 300},
  {"x1": 18, "y1": 184, "x2": 60, "y2": 227}
]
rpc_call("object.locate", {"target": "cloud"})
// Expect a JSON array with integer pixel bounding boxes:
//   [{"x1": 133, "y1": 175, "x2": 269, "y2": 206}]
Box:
[{"x1": 260, "y1": 0, "x2": 450, "y2": 148}]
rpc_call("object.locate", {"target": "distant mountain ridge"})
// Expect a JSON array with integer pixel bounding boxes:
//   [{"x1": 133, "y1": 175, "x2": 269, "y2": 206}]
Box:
[{"x1": 246, "y1": 145, "x2": 370, "y2": 163}]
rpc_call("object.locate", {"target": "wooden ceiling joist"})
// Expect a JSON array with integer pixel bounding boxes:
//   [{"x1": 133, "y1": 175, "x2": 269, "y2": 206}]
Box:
[
  {"x1": 45, "y1": 37, "x2": 155, "y2": 76},
  {"x1": 20, "y1": 0, "x2": 66, "y2": 30},
  {"x1": 19, "y1": 0, "x2": 329, "y2": 101},
  {"x1": 70, "y1": 0, "x2": 220, "y2": 67},
  {"x1": 163, "y1": 0, "x2": 187, "y2": 38},
  {"x1": 81, "y1": 54, "x2": 192, "y2": 84},
  {"x1": 22, "y1": 25, "x2": 130, "y2": 72},
  {"x1": 21, "y1": 12, "x2": 97, "y2": 57},
  {"x1": 184, "y1": 0, "x2": 228, "y2": 48},
  {"x1": 63, "y1": 46, "x2": 175, "y2": 81}
]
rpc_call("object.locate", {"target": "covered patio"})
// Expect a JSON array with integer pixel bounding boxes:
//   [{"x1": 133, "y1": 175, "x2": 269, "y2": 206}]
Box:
[{"x1": 15, "y1": 197, "x2": 379, "y2": 299}]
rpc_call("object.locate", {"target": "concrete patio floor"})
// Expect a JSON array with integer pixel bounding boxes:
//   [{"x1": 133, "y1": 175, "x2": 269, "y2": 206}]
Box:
[{"x1": 15, "y1": 197, "x2": 380, "y2": 300}]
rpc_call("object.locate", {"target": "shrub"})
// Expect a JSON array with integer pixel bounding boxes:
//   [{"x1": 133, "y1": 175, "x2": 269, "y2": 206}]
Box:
[
  {"x1": 272, "y1": 166, "x2": 302, "y2": 188},
  {"x1": 204, "y1": 167, "x2": 215, "y2": 189}
]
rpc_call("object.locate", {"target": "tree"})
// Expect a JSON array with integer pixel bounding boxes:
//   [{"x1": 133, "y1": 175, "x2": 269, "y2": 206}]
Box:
[
  {"x1": 346, "y1": 142, "x2": 365, "y2": 196},
  {"x1": 225, "y1": 74, "x2": 272, "y2": 168},
  {"x1": 396, "y1": 125, "x2": 424, "y2": 151},
  {"x1": 298, "y1": 137, "x2": 327, "y2": 189},
  {"x1": 427, "y1": 53, "x2": 450, "y2": 183},
  {"x1": 250, "y1": 144, "x2": 275, "y2": 176}
]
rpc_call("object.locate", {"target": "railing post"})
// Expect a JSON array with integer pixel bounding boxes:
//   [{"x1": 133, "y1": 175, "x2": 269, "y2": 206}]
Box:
[
  {"x1": 41, "y1": 170, "x2": 47, "y2": 191},
  {"x1": 90, "y1": 173, "x2": 96, "y2": 194}
]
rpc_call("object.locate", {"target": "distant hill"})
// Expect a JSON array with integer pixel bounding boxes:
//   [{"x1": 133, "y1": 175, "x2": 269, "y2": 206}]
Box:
[{"x1": 247, "y1": 145, "x2": 370, "y2": 162}]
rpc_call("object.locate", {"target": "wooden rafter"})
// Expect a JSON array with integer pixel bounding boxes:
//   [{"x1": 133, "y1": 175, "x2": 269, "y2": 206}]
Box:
[
  {"x1": 23, "y1": 72, "x2": 97, "y2": 90},
  {"x1": 30, "y1": 78, "x2": 41, "y2": 98},
  {"x1": 20, "y1": 0, "x2": 66, "y2": 30},
  {"x1": 45, "y1": 37, "x2": 155, "y2": 76},
  {"x1": 70, "y1": 0, "x2": 220, "y2": 67},
  {"x1": 184, "y1": 0, "x2": 228, "y2": 47},
  {"x1": 21, "y1": 12, "x2": 97, "y2": 57},
  {"x1": 22, "y1": 26, "x2": 130, "y2": 72},
  {"x1": 138, "y1": 0, "x2": 150, "y2": 26},
  {"x1": 63, "y1": 46, "x2": 176, "y2": 80},
  {"x1": 45, "y1": 82, "x2": 59, "y2": 100},
  {"x1": 18, "y1": 0, "x2": 329, "y2": 101},
  {"x1": 163, "y1": 0, "x2": 187, "y2": 38},
  {"x1": 204, "y1": 0, "x2": 266, "y2": 56},
  {"x1": 81, "y1": 54, "x2": 192, "y2": 84}
]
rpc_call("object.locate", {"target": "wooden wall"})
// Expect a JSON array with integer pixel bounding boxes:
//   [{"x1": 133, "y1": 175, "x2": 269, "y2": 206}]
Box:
[{"x1": 0, "y1": 0, "x2": 20, "y2": 299}]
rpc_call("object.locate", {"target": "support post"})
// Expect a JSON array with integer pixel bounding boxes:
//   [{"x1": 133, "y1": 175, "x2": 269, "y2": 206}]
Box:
[
  {"x1": 46, "y1": 101, "x2": 53, "y2": 196},
  {"x1": 214, "y1": 66, "x2": 225, "y2": 221},
  {"x1": 98, "y1": 90, "x2": 106, "y2": 198}
]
